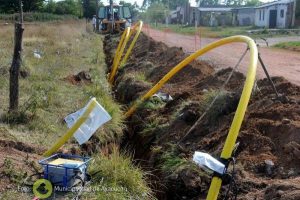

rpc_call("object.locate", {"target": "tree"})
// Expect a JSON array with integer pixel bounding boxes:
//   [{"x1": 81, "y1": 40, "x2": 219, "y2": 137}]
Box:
[
  {"x1": 197, "y1": 0, "x2": 219, "y2": 6},
  {"x1": 54, "y1": 0, "x2": 81, "y2": 16},
  {"x1": 9, "y1": 0, "x2": 24, "y2": 111},
  {"x1": 119, "y1": 1, "x2": 139, "y2": 17},
  {"x1": 245, "y1": 0, "x2": 261, "y2": 6},
  {"x1": 82, "y1": 0, "x2": 99, "y2": 18},
  {"x1": 296, "y1": 0, "x2": 300, "y2": 18},
  {"x1": 143, "y1": 0, "x2": 188, "y2": 10},
  {"x1": 43, "y1": 0, "x2": 56, "y2": 13},
  {"x1": 144, "y1": 2, "x2": 168, "y2": 23},
  {"x1": 0, "y1": 0, "x2": 44, "y2": 13}
]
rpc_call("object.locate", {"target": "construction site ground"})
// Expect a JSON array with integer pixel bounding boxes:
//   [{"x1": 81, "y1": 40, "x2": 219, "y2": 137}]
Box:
[
  {"x1": 144, "y1": 27, "x2": 300, "y2": 86},
  {"x1": 104, "y1": 32, "x2": 300, "y2": 199}
]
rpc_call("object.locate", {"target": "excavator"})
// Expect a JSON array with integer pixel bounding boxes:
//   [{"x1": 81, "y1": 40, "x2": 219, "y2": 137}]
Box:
[{"x1": 98, "y1": 0, "x2": 132, "y2": 34}]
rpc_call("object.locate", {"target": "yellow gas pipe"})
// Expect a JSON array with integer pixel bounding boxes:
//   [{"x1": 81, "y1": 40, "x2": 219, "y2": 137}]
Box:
[{"x1": 124, "y1": 35, "x2": 258, "y2": 199}]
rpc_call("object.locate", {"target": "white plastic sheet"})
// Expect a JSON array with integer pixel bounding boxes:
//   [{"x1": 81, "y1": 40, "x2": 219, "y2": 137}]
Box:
[
  {"x1": 65, "y1": 98, "x2": 112, "y2": 145},
  {"x1": 193, "y1": 151, "x2": 225, "y2": 175}
]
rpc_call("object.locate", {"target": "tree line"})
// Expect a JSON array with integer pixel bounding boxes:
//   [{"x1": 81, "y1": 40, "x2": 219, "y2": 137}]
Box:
[{"x1": 0, "y1": 0, "x2": 101, "y2": 18}]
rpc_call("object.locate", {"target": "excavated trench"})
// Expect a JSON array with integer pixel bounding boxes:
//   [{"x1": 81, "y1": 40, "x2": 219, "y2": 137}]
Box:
[{"x1": 103, "y1": 33, "x2": 300, "y2": 200}]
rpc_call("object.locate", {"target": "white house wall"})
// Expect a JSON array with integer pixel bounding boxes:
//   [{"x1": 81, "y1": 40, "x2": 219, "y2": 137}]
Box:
[{"x1": 255, "y1": 4, "x2": 289, "y2": 28}]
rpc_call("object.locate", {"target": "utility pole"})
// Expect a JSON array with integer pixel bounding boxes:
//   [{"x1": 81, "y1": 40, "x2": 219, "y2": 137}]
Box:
[{"x1": 9, "y1": 0, "x2": 24, "y2": 111}]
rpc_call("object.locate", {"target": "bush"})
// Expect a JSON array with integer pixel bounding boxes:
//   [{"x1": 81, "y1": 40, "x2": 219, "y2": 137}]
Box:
[{"x1": 87, "y1": 146, "x2": 155, "y2": 199}]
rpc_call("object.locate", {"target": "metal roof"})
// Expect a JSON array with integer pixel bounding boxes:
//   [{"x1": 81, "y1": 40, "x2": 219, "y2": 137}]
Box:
[
  {"x1": 198, "y1": 7, "x2": 233, "y2": 12},
  {"x1": 255, "y1": 0, "x2": 293, "y2": 8}
]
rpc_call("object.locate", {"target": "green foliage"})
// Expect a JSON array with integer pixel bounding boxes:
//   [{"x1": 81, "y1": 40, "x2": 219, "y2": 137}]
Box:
[
  {"x1": 198, "y1": 89, "x2": 231, "y2": 123},
  {"x1": 159, "y1": 143, "x2": 187, "y2": 175},
  {"x1": 143, "y1": 0, "x2": 188, "y2": 9},
  {"x1": 2, "y1": 158, "x2": 27, "y2": 184},
  {"x1": 119, "y1": 1, "x2": 139, "y2": 18},
  {"x1": 198, "y1": 0, "x2": 219, "y2": 6},
  {"x1": 245, "y1": 0, "x2": 261, "y2": 6},
  {"x1": 0, "y1": 0, "x2": 44, "y2": 13},
  {"x1": 0, "y1": 12, "x2": 78, "y2": 22},
  {"x1": 87, "y1": 147, "x2": 154, "y2": 199},
  {"x1": 274, "y1": 41, "x2": 300, "y2": 51},
  {"x1": 139, "y1": 97, "x2": 165, "y2": 110},
  {"x1": 296, "y1": 0, "x2": 300, "y2": 18},
  {"x1": 54, "y1": 0, "x2": 82, "y2": 16},
  {"x1": 141, "y1": 2, "x2": 168, "y2": 23}
]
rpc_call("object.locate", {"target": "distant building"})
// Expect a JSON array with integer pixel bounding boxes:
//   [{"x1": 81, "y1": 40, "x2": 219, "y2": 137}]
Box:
[
  {"x1": 166, "y1": 0, "x2": 296, "y2": 28},
  {"x1": 254, "y1": 0, "x2": 295, "y2": 28},
  {"x1": 232, "y1": 7, "x2": 255, "y2": 26},
  {"x1": 197, "y1": 6, "x2": 234, "y2": 26}
]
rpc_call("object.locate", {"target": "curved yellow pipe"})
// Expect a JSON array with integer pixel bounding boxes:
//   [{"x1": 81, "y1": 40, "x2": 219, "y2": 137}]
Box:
[
  {"x1": 124, "y1": 36, "x2": 258, "y2": 199},
  {"x1": 120, "y1": 21, "x2": 143, "y2": 66},
  {"x1": 108, "y1": 27, "x2": 130, "y2": 84}
]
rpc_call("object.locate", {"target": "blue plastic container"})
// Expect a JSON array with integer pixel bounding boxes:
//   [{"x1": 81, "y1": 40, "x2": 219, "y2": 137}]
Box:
[{"x1": 39, "y1": 154, "x2": 91, "y2": 188}]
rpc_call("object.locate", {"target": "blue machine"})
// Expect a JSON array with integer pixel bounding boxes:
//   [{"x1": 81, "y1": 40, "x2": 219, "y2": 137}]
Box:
[{"x1": 39, "y1": 154, "x2": 91, "y2": 188}]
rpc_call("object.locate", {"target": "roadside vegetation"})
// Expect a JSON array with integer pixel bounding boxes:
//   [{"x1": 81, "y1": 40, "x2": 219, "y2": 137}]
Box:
[
  {"x1": 274, "y1": 41, "x2": 300, "y2": 52},
  {"x1": 0, "y1": 12, "x2": 78, "y2": 22},
  {"x1": 150, "y1": 23, "x2": 300, "y2": 38},
  {"x1": 0, "y1": 20, "x2": 152, "y2": 199}
]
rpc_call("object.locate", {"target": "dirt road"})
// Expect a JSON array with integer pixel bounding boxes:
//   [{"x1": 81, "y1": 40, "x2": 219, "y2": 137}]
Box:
[{"x1": 144, "y1": 28, "x2": 300, "y2": 86}]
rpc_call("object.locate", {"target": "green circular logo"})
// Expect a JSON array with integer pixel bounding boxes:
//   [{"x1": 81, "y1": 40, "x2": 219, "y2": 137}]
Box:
[{"x1": 33, "y1": 179, "x2": 53, "y2": 199}]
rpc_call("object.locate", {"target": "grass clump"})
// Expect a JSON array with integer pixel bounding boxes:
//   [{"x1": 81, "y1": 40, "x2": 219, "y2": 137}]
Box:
[
  {"x1": 159, "y1": 143, "x2": 188, "y2": 175},
  {"x1": 199, "y1": 89, "x2": 230, "y2": 122},
  {"x1": 274, "y1": 41, "x2": 300, "y2": 51},
  {"x1": 139, "y1": 96, "x2": 165, "y2": 110},
  {"x1": 87, "y1": 146, "x2": 154, "y2": 200},
  {"x1": 2, "y1": 158, "x2": 27, "y2": 184}
]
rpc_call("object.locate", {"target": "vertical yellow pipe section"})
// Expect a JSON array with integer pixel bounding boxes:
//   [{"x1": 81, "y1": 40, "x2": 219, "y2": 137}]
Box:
[
  {"x1": 108, "y1": 27, "x2": 130, "y2": 84},
  {"x1": 112, "y1": 28, "x2": 127, "y2": 69},
  {"x1": 120, "y1": 21, "x2": 143, "y2": 66},
  {"x1": 206, "y1": 38, "x2": 257, "y2": 200},
  {"x1": 124, "y1": 36, "x2": 258, "y2": 199},
  {"x1": 43, "y1": 99, "x2": 97, "y2": 157}
]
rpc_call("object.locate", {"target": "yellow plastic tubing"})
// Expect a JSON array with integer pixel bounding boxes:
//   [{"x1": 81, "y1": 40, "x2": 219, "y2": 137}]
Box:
[
  {"x1": 120, "y1": 20, "x2": 143, "y2": 66},
  {"x1": 108, "y1": 21, "x2": 143, "y2": 84},
  {"x1": 108, "y1": 27, "x2": 131, "y2": 84},
  {"x1": 43, "y1": 98, "x2": 97, "y2": 157},
  {"x1": 124, "y1": 36, "x2": 258, "y2": 200}
]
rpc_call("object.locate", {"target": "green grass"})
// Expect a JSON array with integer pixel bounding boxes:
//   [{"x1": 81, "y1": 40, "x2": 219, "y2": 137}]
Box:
[
  {"x1": 151, "y1": 23, "x2": 299, "y2": 38},
  {"x1": 159, "y1": 143, "x2": 188, "y2": 175},
  {"x1": 0, "y1": 21, "x2": 154, "y2": 200},
  {"x1": 87, "y1": 146, "x2": 155, "y2": 200},
  {"x1": 274, "y1": 41, "x2": 300, "y2": 51},
  {"x1": 0, "y1": 21, "x2": 124, "y2": 147},
  {"x1": 151, "y1": 23, "x2": 253, "y2": 37}
]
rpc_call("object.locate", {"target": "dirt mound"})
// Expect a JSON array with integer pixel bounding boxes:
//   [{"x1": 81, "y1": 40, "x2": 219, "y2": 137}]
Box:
[
  {"x1": 64, "y1": 70, "x2": 92, "y2": 85},
  {"x1": 104, "y1": 33, "x2": 300, "y2": 199},
  {"x1": 0, "y1": 139, "x2": 43, "y2": 192}
]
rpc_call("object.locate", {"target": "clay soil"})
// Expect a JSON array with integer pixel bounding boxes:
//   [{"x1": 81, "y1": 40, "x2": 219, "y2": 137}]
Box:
[{"x1": 105, "y1": 33, "x2": 300, "y2": 200}]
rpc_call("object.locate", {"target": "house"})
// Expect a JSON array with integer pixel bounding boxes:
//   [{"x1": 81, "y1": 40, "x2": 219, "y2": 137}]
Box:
[
  {"x1": 167, "y1": 2, "x2": 194, "y2": 25},
  {"x1": 232, "y1": 7, "x2": 255, "y2": 26},
  {"x1": 197, "y1": 6, "x2": 235, "y2": 26},
  {"x1": 166, "y1": 0, "x2": 296, "y2": 28},
  {"x1": 254, "y1": 0, "x2": 295, "y2": 28}
]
